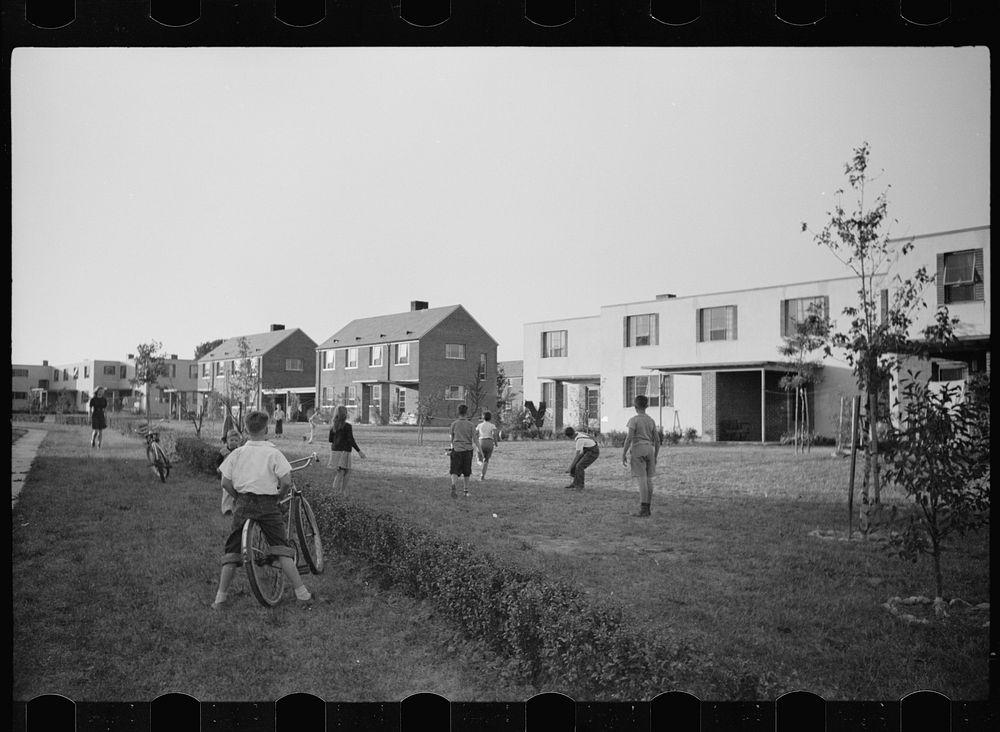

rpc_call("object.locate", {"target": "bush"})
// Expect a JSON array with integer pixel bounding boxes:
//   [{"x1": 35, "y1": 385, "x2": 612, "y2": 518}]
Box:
[
  {"x1": 683, "y1": 428, "x2": 699, "y2": 443},
  {"x1": 175, "y1": 437, "x2": 222, "y2": 476},
  {"x1": 308, "y1": 497, "x2": 728, "y2": 699}
]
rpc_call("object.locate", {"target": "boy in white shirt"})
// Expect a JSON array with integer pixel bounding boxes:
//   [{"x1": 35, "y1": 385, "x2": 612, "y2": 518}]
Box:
[
  {"x1": 475, "y1": 411, "x2": 500, "y2": 481},
  {"x1": 212, "y1": 410, "x2": 319, "y2": 609}
]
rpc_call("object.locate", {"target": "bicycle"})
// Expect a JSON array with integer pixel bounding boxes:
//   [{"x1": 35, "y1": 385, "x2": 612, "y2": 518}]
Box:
[
  {"x1": 137, "y1": 420, "x2": 171, "y2": 482},
  {"x1": 242, "y1": 452, "x2": 324, "y2": 607}
]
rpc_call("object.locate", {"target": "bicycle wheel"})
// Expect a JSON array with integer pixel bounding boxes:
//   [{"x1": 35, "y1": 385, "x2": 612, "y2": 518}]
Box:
[
  {"x1": 294, "y1": 494, "x2": 324, "y2": 575},
  {"x1": 242, "y1": 519, "x2": 285, "y2": 607},
  {"x1": 145, "y1": 444, "x2": 161, "y2": 480}
]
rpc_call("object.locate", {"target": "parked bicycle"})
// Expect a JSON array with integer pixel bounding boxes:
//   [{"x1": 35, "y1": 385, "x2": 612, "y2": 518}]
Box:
[
  {"x1": 136, "y1": 420, "x2": 171, "y2": 482},
  {"x1": 242, "y1": 452, "x2": 324, "y2": 607}
]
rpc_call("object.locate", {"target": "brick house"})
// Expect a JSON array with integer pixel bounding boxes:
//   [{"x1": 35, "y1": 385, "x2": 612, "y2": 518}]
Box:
[
  {"x1": 197, "y1": 325, "x2": 318, "y2": 419},
  {"x1": 316, "y1": 302, "x2": 499, "y2": 425}
]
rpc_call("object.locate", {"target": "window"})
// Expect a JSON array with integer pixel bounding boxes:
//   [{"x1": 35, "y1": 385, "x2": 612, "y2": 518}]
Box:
[
  {"x1": 781, "y1": 296, "x2": 829, "y2": 338},
  {"x1": 445, "y1": 344, "x2": 466, "y2": 360},
  {"x1": 370, "y1": 386, "x2": 382, "y2": 412},
  {"x1": 624, "y1": 375, "x2": 670, "y2": 407},
  {"x1": 697, "y1": 306, "x2": 737, "y2": 342},
  {"x1": 445, "y1": 385, "x2": 466, "y2": 401},
  {"x1": 189, "y1": 365, "x2": 198, "y2": 378},
  {"x1": 541, "y1": 381, "x2": 554, "y2": 409},
  {"x1": 12, "y1": 368, "x2": 28, "y2": 378},
  {"x1": 942, "y1": 250, "x2": 981, "y2": 303},
  {"x1": 933, "y1": 361, "x2": 968, "y2": 382},
  {"x1": 84, "y1": 366, "x2": 90, "y2": 378},
  {"x1": 395, "y1": 387, "x2": 406, "y2": 415},
  {"x1": 215, "y1": 361, "x2": 224, "y2": 376},
  {"x1": 624, "y1": 314, "x2": 659, "y2": 347},
  {"x1": 345, "y1": 385, "x2": 357, "y2": 407},
  {"x1": 103, "y1": 365, "x2": 117, "y2": 376},
  {"x1": 285, "y1": 358, "x2": 303, "y2": 372},
  {"x1": 586, "y1": 387, "x2": 600, "y2": 420},
  {"x1": 321, "y1": 386, "x2": 331, "y2": 407},
  {"x1": 170, "y1": 364, "x2": 177, "y2": 378},
  {"x1": 478, "y1": 353, "x2": 487, "y2": 380},
  {"x1": 72, "y1": 367, "x2": 79, "y2": 379},
  {"x1": 370, "y1": 346, "x2": 383, "y2": 367},
  {"x1": 541, "y1": 330, "x2": 568, "y2": 357},
  {"x1": 54, "y1": 370, "x2": 59, "y2": 382},
  {"x1": 345, "y1": 348, "x2": 358, "y2": 369},
  {"x1": 120, "y1": 365, "x2": 127, "y2": 379},
  {"x1": 394, "y1": 343, "x2": 410, "y2": 365},
  {"x1": 201, "y1": 363, "x2": 209, "y2": 377},
  {"x1": 13, "y1": 391, "x2": 28, "y2": 400},
  {"x1": 322, "y1": 350, "x2": 335, "y2": 370},
  {"x1": 63, "y1": 369, "x2": 69, "y2": 380}
]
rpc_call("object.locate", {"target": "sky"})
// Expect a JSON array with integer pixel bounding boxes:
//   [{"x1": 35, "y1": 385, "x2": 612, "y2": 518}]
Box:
[{"x1": 10, "y1": 46, "x2": 990, "y2": 366}]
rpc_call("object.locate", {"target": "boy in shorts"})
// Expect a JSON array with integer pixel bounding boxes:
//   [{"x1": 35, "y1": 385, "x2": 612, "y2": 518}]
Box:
[
  {"x1": 621, "y1": 394, "x2": 661, "y2": 517},
  {"x1": 211, "y1": 410, "x2": 319, "y2": 609},
  {"x1": 448, "y1": 404, "x2": 480, "y2": 498}
]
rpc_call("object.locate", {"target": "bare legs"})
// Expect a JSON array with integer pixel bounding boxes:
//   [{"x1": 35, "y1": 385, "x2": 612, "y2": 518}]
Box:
[
  {"x1": 91, "y1": 429, "x2": 103, "y2": 448},
  {"x1": 332, "y1": 467, "x2": 350, "y2": 495}
]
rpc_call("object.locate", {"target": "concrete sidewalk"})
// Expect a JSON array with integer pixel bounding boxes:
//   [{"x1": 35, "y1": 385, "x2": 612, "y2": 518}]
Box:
[{"x1": 11, "y1": 429, "x2": 47, "y2": 508}]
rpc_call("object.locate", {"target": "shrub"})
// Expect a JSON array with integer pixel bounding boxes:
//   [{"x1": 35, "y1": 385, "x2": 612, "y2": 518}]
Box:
[
  {"x1": 175, "y1": 437, "x2": 222, "y2": 476},
  {"x1": 309, "y1": 497, "x2": 729, "y2": 699},
  {"x1": 683, "y1": 427, "x2": 699, "y2": 443}
]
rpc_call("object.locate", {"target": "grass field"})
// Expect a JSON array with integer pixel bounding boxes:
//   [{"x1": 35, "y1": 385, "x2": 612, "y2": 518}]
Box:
[{"x1": 11, "y1": 418, "x2": 990, "y2": 701}]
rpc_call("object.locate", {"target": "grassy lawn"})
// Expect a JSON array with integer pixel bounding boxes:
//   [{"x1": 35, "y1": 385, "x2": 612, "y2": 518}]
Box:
[{"x1": 12, "y1": 418, "x2": 989, "y2": 701}]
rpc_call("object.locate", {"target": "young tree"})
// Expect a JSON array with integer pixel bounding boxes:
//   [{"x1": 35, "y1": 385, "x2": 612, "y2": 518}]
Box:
[
  {"x1": 225, "y1": 336, "x2": 262, "y2": 431},
  {"x1": 465, "y1": 373, "x2": 490, "y2": 418},
  {"x1": 415, "y1": 388, "x2": 445, "y2": 446},
  {"x1": 777, "y1": 303, "x2": 830, "y2": 453},
  {"x1": 802, "y1": 142, "x2": 957, "y2": 530},
  {"x1": 496, "y1": 364, "x2": 512, "y2": 413},
  {"x1": 883, "y1": 374, "x2": 990, "y2": 601},
  {"x1": 132, "y1": 341, "x2": 170, "y2": 424}
]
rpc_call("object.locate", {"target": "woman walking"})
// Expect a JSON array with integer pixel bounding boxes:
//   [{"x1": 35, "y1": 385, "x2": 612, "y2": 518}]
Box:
[
  {"x1": 328, "y1": 405, "x2": 366, "y2": 494},
  {"x1": 89, "y1": 386, "x2": 109, "y2": 448}
]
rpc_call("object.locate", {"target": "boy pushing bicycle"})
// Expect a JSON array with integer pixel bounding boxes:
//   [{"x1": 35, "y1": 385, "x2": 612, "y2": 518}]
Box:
[{"x1": 212, "y1": 409, "x2": 320, "y2": 610}]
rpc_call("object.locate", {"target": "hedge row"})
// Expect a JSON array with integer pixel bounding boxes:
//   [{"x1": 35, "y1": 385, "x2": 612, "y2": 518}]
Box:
[
  {"x1": 175, "y1": 437, "x2": 222, "y2": 475},
  {"x1": 309, "y1": 498, "x2": 741, "y2": 700}
]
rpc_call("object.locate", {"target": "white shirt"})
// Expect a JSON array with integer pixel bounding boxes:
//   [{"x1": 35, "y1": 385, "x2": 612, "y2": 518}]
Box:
[
  {"x1": 476, "y1": 421, "x2": 499, "y2": 441},
  {"x1": 574, "y1": 432, "x2": 597, "y2": 452},
  {"x1": 219, "y1": 441, "x2": 292, "y2": 495}
]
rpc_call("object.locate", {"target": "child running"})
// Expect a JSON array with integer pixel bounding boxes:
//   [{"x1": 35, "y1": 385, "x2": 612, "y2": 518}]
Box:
[
  {"x1": 475, "y1": 411, "x2": 499, "y2": 481},
  {"x1": 212, "y1": 410, "x2": 319, "y2": 610}
]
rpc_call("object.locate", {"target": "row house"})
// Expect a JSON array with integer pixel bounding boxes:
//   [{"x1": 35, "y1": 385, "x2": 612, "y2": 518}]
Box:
[
  {"x1": 197, "y1": 325, "x2": 318, "y2": 418},
  {"x1": 12, "y1": 354, "x2": 200, "y2": 418},
  {"x1": 523, "y1": 226, "x2": 990, "y2": 441},
  {"x1": 316, "y1": 302, "x2": 498, "y2": 425}
]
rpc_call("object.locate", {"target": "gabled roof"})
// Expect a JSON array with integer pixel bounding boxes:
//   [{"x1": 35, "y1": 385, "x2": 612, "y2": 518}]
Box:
[
  {"x1": 317, "y1": 305, "x2": 496, "y2": 349},
  {"x1": 199, "y1": 328, "x2": 314, "y2": 362}
]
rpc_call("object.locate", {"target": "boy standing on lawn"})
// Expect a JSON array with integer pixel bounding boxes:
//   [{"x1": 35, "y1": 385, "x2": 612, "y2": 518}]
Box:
[
  {"x1": 563, "y1": 426, "x2": 600, "y2": 491},
  {"x1": 212, "y1": 409, "x2": 319, "y2": 610},
  {"x1": 621, "y1": 394, "x2": 660, "y2": 517},
  {"x1": 449, "y1": 404, "x2": 480, "y2": 498}
]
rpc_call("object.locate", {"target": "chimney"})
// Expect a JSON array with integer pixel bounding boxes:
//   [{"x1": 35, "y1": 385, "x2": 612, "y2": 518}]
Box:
[
  {"x1": 270, "y1": 324, "x2": 285, "y2": 331},
  {"x1": 127, "y1": 353, "x2": 135, "y2": 360},
  {"x1": 410, "y1": 300, "x2": 429, "y2": 311},
  {"x1": 42, "y1": 360, "x2": 48, "y2": 366},
  {"x1": 655, "y1": 293, "x2": 677, "y2": 300},
  {"x1": 170, "y1": 354, "x2": 178, "y2": 360}
]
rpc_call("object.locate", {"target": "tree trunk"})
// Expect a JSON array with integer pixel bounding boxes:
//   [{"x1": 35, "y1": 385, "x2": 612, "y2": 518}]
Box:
[{"x1": 869, "y1": 390, "x2": 881, "y2": 503}]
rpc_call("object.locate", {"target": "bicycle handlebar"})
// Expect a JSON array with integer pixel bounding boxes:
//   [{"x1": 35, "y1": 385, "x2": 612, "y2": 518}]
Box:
[{"x1": 288, "y1": 452, "x2": 318, "y2": 472}]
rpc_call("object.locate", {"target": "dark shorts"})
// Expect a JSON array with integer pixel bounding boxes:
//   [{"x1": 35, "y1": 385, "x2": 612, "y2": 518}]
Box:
[
  {"x1": 221, "y1": 493, "x2": 293, "y2": 565},
  {"x1": 450, "y1": 449, "x2": 474, "y2": 477}
]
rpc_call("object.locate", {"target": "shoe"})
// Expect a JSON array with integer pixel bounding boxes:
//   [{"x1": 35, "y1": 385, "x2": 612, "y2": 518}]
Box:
[
  {"x1": 463, "y1": 490, "x2": 470, "y2": 498},
  {"x1": 563, "y1": 484, "x2": 576, "y2": 490},
  {"x1": 298, "y1": 592, "x2": 323, "y2": 608},
  {"x1": 210, "y1": 601, "x2": 227, "y2": 611}
]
